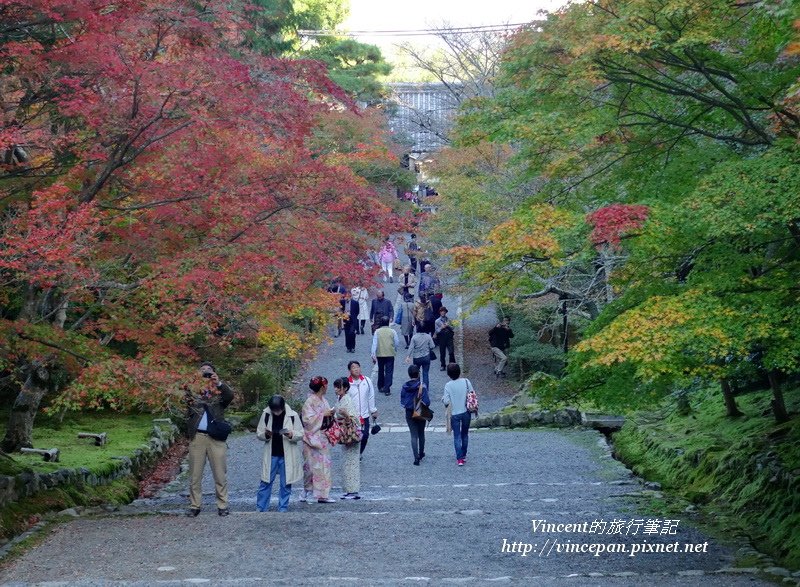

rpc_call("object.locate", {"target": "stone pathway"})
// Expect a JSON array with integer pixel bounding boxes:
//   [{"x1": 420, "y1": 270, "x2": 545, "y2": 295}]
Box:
[{"x1": 0, "y1": 294, "x2": 774, "y2": 586}]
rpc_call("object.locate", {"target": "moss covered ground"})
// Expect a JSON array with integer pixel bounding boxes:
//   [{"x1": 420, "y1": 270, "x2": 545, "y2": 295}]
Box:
[
  {"x1": 613, "y1": 386, "x2": 800, "y2": 569},
  {"x1": 0, "y1": 412, "x2": 158, "y2": 476}
]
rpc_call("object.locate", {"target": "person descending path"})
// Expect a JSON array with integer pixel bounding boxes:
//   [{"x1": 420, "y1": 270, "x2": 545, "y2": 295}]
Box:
[
  {"x1": 351, "y1": 284, "x2": 369, "y2": 335},
  {"x1": 434, "y1": 306, "x2": 456, "y2": 371},
  {"x1": 369, "y1": 290, "x2": 393, "y2": 334},
  {"x1": 371, "y1": 316, "x2": 400, "y2": 396},
  {"x1": 489, "y1": 317, "x2": 514, "y2": 378},
  {"x1": 378, "y1": 236, "x2": 399, "y2": 283},
  {"x1": 342, "y1": 290, "x2": 359, "y2": 353}
]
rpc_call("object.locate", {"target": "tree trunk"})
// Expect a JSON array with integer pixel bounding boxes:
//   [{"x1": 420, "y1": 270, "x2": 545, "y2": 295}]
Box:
[
  {"x1": 720, "y1": 379, "x2": 743, "y2": 417},
  {"x1": 1, "y1": 362, "x2": 51, "y2": 453},
  {"x1": 599, "y1": 244, "x2": 616, "y2": 303},
  {"x1": 767, "y1": 370, "x2": 790, "y2": 424}
]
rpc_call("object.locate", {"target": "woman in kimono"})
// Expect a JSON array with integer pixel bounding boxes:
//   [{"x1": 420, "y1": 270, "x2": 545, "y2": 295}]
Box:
[
  {"x1": 301, "y1": 376, "x2": 335, "y2": 503},
  {"x1": 333, "y1": 377, "x2": 361, "y2": 500}
]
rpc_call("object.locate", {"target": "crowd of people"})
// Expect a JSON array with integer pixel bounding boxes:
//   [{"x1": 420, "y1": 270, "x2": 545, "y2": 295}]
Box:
[{"x1": 184, "y1": 233, "x2": 510, "y2": 514}]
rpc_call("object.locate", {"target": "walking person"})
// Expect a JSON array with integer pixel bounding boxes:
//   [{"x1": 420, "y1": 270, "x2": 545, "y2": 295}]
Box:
[
  {"x1": 414, "y1": 294, "x2": 436, "y2": 335},
  {"x1": 489, "y1": 317, "x2": 514, "y2": 378},
  {"x1": 369, "y1": 290, "x2": 393, "y2": 334},
  {"x1": 406, "y1": 233, "x2": 420, "y2": 273},
  {"x1": 406, "y1": 324, "x2": 435, "y2": 392},
  {"x1": 442, "y1": 363, "x2": 475, "y2": 466},
  {"x1": 255, "y1": 395, "x2": 304, "y2": 512},
  {"x1": 301, "y1": 376, "x2": 336, "y2": 503},
  {"x1": 347, "y1": 360, "x2": 378, "y2": 455},
  {"x1": 343, "y1": 290, "x2": 359, "y2": 353},
  {"x1": 400, "y1": 364, "x2": 431, "y2": 466},
  {"x1": 378, "y1": 237, "x2": 399, "y2": 283},
  {"x1": 394, "y1": 265, "x2": 417, "y2": 308},
  {"x1": 398, "y1": 292, "x2": 416, "y2": 348},
  {"x1": 184, "y1": 362, "x2": 234, "y2": 517},
  {"x1": 371, "y1": 316, "x2": 400, "y2": 395},
  {"x1": 434, "y1": 306, "x2": 456, "y2": 371},
  {"x1": 418, "y1": 263, "x2": 441, "y2": 300},
  {"x1": 333, "y1": 378, "x2": 362, "y2": 500},
  {"x1": 351, "y1": 284, "x2": 369, "y2": 334}
]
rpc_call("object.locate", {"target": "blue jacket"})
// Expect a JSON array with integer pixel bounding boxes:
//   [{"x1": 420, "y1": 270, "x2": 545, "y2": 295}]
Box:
[{"x1": 400, "y1": 378, "x2": 430, "y2": 410}]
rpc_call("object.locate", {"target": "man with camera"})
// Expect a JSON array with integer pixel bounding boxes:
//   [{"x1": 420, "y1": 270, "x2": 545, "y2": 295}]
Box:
[{"x1": 184, "y1": 362, "x2": 234, "y2": 517}]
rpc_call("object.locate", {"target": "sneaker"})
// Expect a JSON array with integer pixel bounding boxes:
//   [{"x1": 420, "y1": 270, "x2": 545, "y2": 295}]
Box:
[
  {"x1": 457, "y1": 459, "x2": 465, "y2": 466},
  {"x1": 342, "y1": 493, "x2": 361, "y2": 500},
  {"x1": 419, "y1": 452, "x2": 425, "y2": 460},
  {"x1": 413, "y1": 459, "x2": 420, "y2": 466},
  {"x1": 317, "y1": 498, "x2": 336, "y2": 503},
  {"x1": 218, "y1": 508, "x2": 230, "y2": 516},
  {"x1": 298, "y1": 491, "x2": 308, "y2": 503},
  {"x1": 186, "y1": 508, "x2": 201, "y2": 517}
]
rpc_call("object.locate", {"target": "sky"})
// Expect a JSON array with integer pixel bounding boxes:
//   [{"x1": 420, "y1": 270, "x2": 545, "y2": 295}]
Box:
[{"x1": 340, "y1": 0, "x2": 567, "y2": 79}]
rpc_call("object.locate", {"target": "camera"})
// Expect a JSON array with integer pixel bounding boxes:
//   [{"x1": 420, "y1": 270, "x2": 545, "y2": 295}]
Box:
[{"x1": 202, "y1": 372, "x2": 213, "y2": 379}]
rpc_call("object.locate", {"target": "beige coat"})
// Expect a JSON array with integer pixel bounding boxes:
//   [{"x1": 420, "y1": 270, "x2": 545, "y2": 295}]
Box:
[{"x1": 256, "y1": 406, "x2": 304, "y2": 484}]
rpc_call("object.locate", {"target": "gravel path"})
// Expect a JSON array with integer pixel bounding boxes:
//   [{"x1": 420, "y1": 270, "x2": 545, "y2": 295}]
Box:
[
  {"x1": 0, "y1": 302, "x2": 770, "y2": 586},
  {"x1": 0, "y1": 427, "x2": 768, "y2": 586}
]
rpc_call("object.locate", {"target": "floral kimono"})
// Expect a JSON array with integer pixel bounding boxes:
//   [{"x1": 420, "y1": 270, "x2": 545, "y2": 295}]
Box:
[
  {"x1": 302, "y1": 393, "x2": 332, "y2": 499},
  {"x1": 336, "y1": 393, "x2": 361, "y2": 495}
]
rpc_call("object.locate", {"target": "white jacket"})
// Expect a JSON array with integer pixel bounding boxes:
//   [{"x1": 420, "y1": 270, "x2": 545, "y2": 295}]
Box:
[
  {"x1": 347, "y1": 375, "x2": 377, "y2": 420},
  {"x1": 256, "y1": 406, "x2": 304, "y2": 484}
]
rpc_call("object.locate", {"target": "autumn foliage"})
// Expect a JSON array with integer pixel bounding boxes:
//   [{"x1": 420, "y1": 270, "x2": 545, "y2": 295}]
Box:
[{"x1": 0, "y1": 0, "x2": 400, "y2": 425}]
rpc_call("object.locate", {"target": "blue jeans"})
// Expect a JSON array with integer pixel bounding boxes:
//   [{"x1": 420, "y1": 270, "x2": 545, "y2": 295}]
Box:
[
  {"x1": 413, "y1": 357, "x2": 431, "y2": 392},
  {"x1": 256, "y1": 456, "x2": 291, "y2": 512},
  {"x1": 451, "y1": 411, "x2": 471, "y2": 460}
]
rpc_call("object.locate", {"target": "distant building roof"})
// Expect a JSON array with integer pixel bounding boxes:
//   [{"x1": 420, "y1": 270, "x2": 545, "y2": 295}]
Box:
[{"x1": 385, "y1": 82, "x2": 462, "y2": 155}]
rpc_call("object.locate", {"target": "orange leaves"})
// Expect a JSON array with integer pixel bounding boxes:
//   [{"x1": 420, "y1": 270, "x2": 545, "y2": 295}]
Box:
[{"x1": 576, "y1": 291, "x2": 741, "y2": 380}]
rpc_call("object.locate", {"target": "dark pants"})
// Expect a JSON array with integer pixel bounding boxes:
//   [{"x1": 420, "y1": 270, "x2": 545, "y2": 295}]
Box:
[
  {"x1": 377, "y1": 356, "x2": 395, "y2": 393},
  {"x1": 359, "y1": 319, "x2": 366, "y2": 334},
  {"x1": 344, "y1": 325, "x2": 356, "y2": 351},
  {"x1": 409, "y1": 257, "x2": 417, "y2": 273},
  {"x1": 451, "y1": 411, "x2": 471, "y2": 460},
  {"x1": 405, "y1": 408, "x2": 426, "y2": 461},
  {"x1": 438, "y1": 334, "x2": 455, "y2": 368},
  {"x1": 413, "y1": 357, "x2": 431, "y2": 391},
  {"x1": 360, "y1": 418, "x2": 370, "y2": 455}
]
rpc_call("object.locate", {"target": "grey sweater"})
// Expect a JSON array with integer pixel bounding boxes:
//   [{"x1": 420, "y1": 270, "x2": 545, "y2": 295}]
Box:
[{"x1": 407, "y1": 332, "x2": 435, "y2": 360}]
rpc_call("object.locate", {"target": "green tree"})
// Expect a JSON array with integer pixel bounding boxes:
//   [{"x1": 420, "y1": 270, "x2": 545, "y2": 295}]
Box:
[{"x1": 303, "y1": 38, "x2": 391, "y2": 103}]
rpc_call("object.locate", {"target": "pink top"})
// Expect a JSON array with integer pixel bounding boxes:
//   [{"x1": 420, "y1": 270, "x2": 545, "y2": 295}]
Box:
[{"x1": 378, "y1": 242, "x2": 398, "y2": 263}]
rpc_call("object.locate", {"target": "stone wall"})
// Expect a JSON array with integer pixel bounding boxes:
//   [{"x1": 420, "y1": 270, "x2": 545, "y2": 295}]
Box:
[
  {"x1": 471, "y1": 407, "x2": 582, "y2": 429},
  {"x1": 0, "y1": 421, "x2": 178, "y2": 510}
]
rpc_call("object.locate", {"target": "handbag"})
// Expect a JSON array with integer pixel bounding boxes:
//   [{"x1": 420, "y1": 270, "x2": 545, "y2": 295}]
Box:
[
  {"x1": 412, "y1": 381, "x2": 434, "y2": 422},
  {"x1": 395, "y1": 306, "x2": 403, "y2": 325},
  {"x1": 321, "y1": 414, "x2": 334, "y2": 431},
  {"x1": 324, "y1": 421, "x2": 342, "y2": 446},
  {"x1": 339, "y1": 414, "x2": 363, "y2": 445},
  {"x1": 429, "y1": 348, "x2": 437, "y2": 361},
  {"x1": 412, "y1": 397, "x2": 434, "y2": 422},
  {"x1": 206, "y1": 409, "x2": 232, "y2": 441},
  {"x1": 466, "y1": 379, "x2": 479, "y2": 414}
]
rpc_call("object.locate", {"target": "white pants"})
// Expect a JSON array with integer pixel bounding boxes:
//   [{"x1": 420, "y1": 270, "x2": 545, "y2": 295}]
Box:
[{"x1": 381, "y1": 261, "x2": 394, "y2": 280}]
